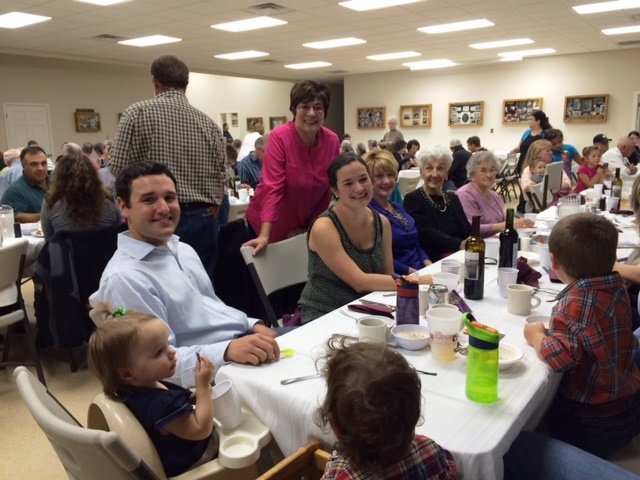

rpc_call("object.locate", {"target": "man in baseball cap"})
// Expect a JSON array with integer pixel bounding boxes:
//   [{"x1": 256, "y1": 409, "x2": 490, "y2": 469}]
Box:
[{"x1": 593, "y1": 134, "x2": 611, "y2": 155}]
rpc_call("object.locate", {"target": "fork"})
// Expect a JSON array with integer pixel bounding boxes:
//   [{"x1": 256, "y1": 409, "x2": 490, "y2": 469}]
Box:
[{"x1": 280, "y1": 373, "x2": 322, "y2": 385}]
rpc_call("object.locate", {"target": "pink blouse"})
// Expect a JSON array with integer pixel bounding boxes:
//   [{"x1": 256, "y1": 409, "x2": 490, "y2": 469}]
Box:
[
  {"x1": 456, "y1": 182, "x2": 505, "y2": 237},
  {"x1": 244, "y1": 121, "x2": 340, "y2": 243}
]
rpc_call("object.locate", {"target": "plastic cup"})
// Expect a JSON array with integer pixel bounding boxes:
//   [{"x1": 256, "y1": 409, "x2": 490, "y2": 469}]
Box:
[
  {"x1": 441, "y1": 260, "x2": 460, "y2": 275},
  {"x1": 238, "y1": 188, "x2": 248, "y2": 202},
  {"x1": 431, "y1": 272, "x2": 459, "y2": 295},
  {"x1": 497, "y1": 267, "x2": 518, "y2": 298},
  {"x1": 211, "y1": 379, "x2": 242, "y2": 430},
  {"x1": 426, "y1": 308, "x2": 461, "y2": 361},
  {"x1": 524, "y1": 213, "x2": 537, "y2": 223},
  {"x1": 485, "y1": 238, "x2": 499, "y2": 262},
  {"x1": 538, "y1": 244, "x2": 550, "y2": 269},
  {"x1": 418, "y1": 285, "x2": 429, "y2": 317},
  {"x1": 593, "y1": 184, "x2": 603, "y2": 195},
  {"x1": 607, "y1": 196, "x2": 619, "y2": 211}
]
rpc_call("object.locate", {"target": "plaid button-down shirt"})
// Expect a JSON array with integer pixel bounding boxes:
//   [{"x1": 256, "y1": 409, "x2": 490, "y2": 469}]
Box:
[
  {"x1": 109, "y1": 90, "x2": 226, "y2": 205},
  {"x1": 540, "y1": 272, "x2": 640, "y2": 405},
  {"x1": 320, "y1": 435, "x2": 456, "y2": 480}
]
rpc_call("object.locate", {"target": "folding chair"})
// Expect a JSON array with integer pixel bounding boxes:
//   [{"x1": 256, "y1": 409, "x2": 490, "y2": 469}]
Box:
[
  {"x1": 240, "y1": 234, "x2": 308, "y2": 328},
  {"x1": 1, "y1": 239, "x2": 45, "y2": 385},
  {"x1": 397, "y1": 170, "x2": 421, "y2": 197}
]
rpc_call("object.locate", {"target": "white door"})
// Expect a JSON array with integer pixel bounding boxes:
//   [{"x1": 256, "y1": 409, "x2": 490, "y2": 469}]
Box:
[{"x1": 3, "y1": 103, "x2": 54, "y2": 155}]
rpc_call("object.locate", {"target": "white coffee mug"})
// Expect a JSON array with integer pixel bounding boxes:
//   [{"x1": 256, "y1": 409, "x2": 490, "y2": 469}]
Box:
[
  {"x1": 507, "y1": 284, "x2": 541, "y2": 315},
  {"x1": 211, "y1": 379, "x2": 242, "y2": 430},
  {"x1": 357, "y1": 317, "x2": 390, "y2": 344}
]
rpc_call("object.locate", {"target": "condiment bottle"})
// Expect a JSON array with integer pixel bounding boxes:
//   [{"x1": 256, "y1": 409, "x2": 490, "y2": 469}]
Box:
[{"x1": 462, "y1": 313, "x2": 499, "y2": 403}]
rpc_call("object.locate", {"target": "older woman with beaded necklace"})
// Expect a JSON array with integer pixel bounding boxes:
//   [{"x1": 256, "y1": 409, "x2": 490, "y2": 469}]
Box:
[
  {"x1": 403, "y1": 146, "x2": 471, "y2": 262},
  {"x1": 364, "y1": 149, "x2": 431, "y2": 274}
]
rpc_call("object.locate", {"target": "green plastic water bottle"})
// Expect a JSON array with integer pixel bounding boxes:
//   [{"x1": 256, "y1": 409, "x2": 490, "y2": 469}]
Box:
[{"x1": 462, "y1": 313, "x2": 499, "y2": 403}]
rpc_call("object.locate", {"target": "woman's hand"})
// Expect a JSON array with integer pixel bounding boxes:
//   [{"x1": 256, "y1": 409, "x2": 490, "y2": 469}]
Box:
[
  {"x1": 243, "y1": 235, "x2": 269, "y2": 256},
  {"x1": 423, "y1": 260, "x2": 432, "y2": 267},
  {"x1": 418, "y1": 274, "x2": 432, "y2": 285},
  {"x1": 514, "y1": 218, "x2": 535, "y2": 229}
]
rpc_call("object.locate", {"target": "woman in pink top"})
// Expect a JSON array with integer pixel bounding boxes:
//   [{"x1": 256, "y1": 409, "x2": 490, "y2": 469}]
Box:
[
  {"x1": 244, "y1": 81, "x2": 340, "y2": 255},
  {"x1": 456, "y1": 151, "x2": 533, "y2": 237}
]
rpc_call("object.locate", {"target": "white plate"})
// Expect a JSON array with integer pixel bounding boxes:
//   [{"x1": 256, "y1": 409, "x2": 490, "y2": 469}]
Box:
[
  {"x1": 518, "y1": 251, "x2": 540, "y2": 263},
  {"x1": 31, "y1": 230, "x2": 44, "y2": 238}
]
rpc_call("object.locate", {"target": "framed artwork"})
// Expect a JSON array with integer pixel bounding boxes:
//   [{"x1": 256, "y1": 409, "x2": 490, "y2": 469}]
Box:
[
  {"x1": 563, "y1": 94, "x2": 609, "y2": 123},
  {"x1": 448, "y1": 101, "x2": 484, "y2": 127},
  {"x1": 357, "y1": 107, "x2": 386, "y2": 129},
  {"x1": 246, "y1": 116, "x2": 264, "y2": 131},
  {"x1": 231, "y1": 113, "x2": 239, "y2": 128},
  {"x1": 502, "y1": 98, "x2": 543, "y2": 124},
  {"x1": 400, "y1": 104, "x2": 432, "y2": 128},
  {"x1": 74, "y1": 109, "x2": 101, "y2": 132},
  {"x1": 269, "y1": 116, "x2": 287, "y2": 130}
]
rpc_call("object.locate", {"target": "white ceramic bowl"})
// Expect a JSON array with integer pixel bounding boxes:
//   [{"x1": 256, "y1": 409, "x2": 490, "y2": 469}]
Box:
[
  {"x1": 526, "y1": 315, "x2": 550, "y2": 330},
  {"x1": 518, "y1": 251, "x2": 540, "y2": 263},
  {"x1": 499, "y1": 343, "x2": 524, "y2": 371},
  {"x1": 391, "y1": 324, "x2": 430, "y2": 351}
]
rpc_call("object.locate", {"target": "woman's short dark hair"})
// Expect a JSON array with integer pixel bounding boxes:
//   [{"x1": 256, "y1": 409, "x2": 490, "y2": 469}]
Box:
[
  {"x1": 544, "y1": 128, "x2": 563, "y2": 142},
  {"x1": 328, "y1": 152, "x2": 367, "y2": 190},
  {"x1": 531, "y1": 110, "x2": 552, "y2": 130},
  {"x1": 629, "y1": 131, "x2": 640, "y2": 138},
  {"x1": 315, "y1": 339, "x2": 422, "y2": 471},
  {"x1": 289, "y1": 80, "x2": 331, "y2": 117},
  {"x1": 115, "y1": 161, "x2": 177, "y2": 207}
]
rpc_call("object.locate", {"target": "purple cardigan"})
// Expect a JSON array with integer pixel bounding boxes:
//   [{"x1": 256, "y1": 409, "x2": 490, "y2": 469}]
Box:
[{"x1": 456, "y1": 183, "x2": 505, "y2": 237}]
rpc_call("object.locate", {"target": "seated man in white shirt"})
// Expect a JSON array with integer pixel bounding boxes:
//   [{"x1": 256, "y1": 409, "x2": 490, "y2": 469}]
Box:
[
  {"x1": 602, "y1": 136, "x2": 637, "y2": 176},
  {"x1": 89, "y1": 161, "x2": 280, "y2": 387}
]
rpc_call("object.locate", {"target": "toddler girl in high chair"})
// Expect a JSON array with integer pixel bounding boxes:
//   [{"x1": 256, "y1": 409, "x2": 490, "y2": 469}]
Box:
[{"x1": 88, "y1": 303, "x2": 218, "y2": 477}]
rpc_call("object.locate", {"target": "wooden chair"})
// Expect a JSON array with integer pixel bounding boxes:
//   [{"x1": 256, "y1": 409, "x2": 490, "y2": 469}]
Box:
[{"x1": 256, "y1": 442, "x2": 330, "y2": 480}]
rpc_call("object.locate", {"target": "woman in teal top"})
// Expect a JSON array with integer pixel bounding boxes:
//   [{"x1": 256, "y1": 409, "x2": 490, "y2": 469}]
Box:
[{"x1": 298, "y1": 153, "x2": 431, "y2": 323}]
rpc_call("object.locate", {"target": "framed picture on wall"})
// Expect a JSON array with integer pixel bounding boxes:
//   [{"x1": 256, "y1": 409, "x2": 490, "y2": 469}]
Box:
[
  {"x1": 74, "y1": 109, "x2": 101, "y2": 133},
  {"x1": 246, "y1": 116, "x2": 264, "y2": 131},
  {"x1": 448, "y1": 101, "x2": 484, "y2": 127},
  {"x1": 502, "y1": 98, "x2": 542, "y2": 124},
  {"x1": 357, "y1": 107, "x2": 386, "y2": 129},
  {"x1": 400, "y1": 104, "x2": 432, "y2": 128},
  {"x1": 563, "y1": 94, "x2": 608, "y2": 123},
  {"x1": 231, "y1": 113, "x2": 239, "y2": 128},
  {"x1": 269, "y1": 116, "x2": 287, "y2": 130}
]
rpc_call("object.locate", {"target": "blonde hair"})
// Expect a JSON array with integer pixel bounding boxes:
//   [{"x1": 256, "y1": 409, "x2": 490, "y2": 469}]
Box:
[
  {"x1": 523, "y1": 140, "x2": 551, "y2": 171},
  {"x1": 363, "y1": 149, "x2": 397, "y2": 178},
  {"x1": 87, "y1": 302, "x2": 158, "y2": 400}
]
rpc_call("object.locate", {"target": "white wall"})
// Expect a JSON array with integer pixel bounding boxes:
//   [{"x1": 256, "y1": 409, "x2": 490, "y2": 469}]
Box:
[{"x1": 344, "y1": 49, "x2": 640, "y2": 154}]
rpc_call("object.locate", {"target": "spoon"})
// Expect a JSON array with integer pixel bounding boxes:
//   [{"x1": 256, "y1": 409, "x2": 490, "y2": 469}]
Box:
[{"x1": 280, "y1": 373, "x2": 322, "y2": 385}]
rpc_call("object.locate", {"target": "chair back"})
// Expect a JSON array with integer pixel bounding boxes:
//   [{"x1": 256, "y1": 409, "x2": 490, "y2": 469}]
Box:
[
  {"x1": 240, "y1": 234, "x2": 308, "y2": 326},
  {"x1": 0, "y1": 239, "x2": 27, "y2": 296},
  {"x1": 256, "y1": 442, "x2": 330, "y2": 480},
  {"x1": 397, "y1": 171, "x2": 421, "y2": 197},
  {"x1": 13, "y1": 366, "x2": 158, "y2": 480}
]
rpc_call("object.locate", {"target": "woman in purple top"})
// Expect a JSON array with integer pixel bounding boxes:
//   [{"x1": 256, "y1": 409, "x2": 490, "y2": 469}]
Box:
[
  {"x1": 456, "y1": 151, "x2": 534, "y2": 237},
  {"x1": 363, "y1": 149, "x2": 431, "y2": 275}
]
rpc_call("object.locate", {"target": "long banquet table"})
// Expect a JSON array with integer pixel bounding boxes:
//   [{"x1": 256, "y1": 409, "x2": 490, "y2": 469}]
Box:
[{"x1": 216, "y1": 209, "x2": 639, "y2": 479}]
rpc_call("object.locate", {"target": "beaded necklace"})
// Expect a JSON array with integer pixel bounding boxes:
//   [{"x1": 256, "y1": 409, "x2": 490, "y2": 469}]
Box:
[
  {"x1": 420, "y1": 187, "x2": 449, "y2": 213},
  {"x1": 381, "y1": 203, "x2": 410, "y2": 231}
]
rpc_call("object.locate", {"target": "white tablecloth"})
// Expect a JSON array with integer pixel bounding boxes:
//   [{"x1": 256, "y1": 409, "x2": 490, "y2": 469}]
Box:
[{"x1": 216, "y1": 251, "x2": 565, "y2": 479}]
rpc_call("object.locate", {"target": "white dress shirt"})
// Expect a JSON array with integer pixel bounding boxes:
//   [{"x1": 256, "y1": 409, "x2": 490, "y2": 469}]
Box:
[{"x1": 89, "y1": 232, "x2": 260, "y2": 387}]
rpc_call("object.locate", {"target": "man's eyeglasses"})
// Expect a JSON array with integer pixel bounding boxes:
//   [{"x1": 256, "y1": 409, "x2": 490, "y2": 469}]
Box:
[{"x1": 297, "y1": 104, "x2": 324, "y2": 113}]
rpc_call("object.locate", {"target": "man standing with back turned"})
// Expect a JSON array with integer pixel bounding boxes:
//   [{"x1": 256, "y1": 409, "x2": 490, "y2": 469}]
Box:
[{"x1": 108, "y1": 55, "x2": 226, "y2": 282}]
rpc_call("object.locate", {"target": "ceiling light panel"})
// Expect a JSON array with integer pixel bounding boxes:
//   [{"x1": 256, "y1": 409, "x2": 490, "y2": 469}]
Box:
[
  {"x1": 118, "y1": 35, "x2": 181, "y2": 47},
  {"x1": 602, "y1": 25, "x2": 640, "y2": 34},
  {"x1": 212, "y1": 16, "x2": 287, "y2": 33},
  {"x1": 418, "y1": 20, "x2": 494, "y2": 35},
  {"x1": 303, "y1": 37, "x2": 366, "y2": 49},
  {"x1": 339, "y1": 0, "x2": 423, "y2": 11},
  {"x1": 284, "y1": 61, "x2": 332, "y2": 69},
  {"x1": 215, "y1": 51, "x2": 269, "y2": 60},
  {"x1": 573, "y1": 0, "x2": 640, "y2": 14},
  {"x1": 402, "y1": 59, "x2": 456, "y2": 70},
  {"x1": 74, "y1": 0, "x2": 131, "y2": 5},
  {"x1": 0, "y1": 12, "x2": 51, "y2": 29},
  {"x1": 469, "y1": 38, "x2": 534, "y2": 49},
  {"x1": 367, "y1": 51, "x2": 421, "y2": 60},
  {"x1": 498, "y1": 48, "x2": 556, "y2": 57}
]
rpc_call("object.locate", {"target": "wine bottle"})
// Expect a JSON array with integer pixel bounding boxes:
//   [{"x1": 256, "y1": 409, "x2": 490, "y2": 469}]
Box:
[
  {"x1": 499, "y1": 209, "x2": 518, "y2": 268},
  {"x1": 464, "y1": 216, "x2": 485, "y2": 300},
  {"x1": 612, "y1": 168, "x2": 622, "y2": 200}
]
